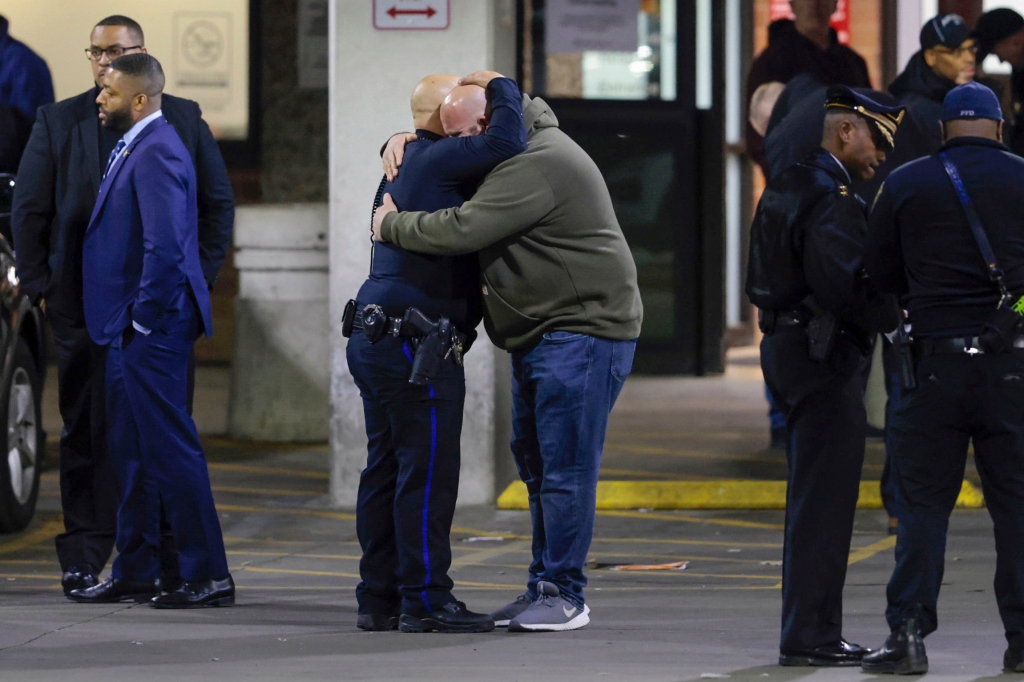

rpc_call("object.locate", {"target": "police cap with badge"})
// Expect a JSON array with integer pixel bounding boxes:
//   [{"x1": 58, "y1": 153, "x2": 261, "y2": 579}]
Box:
[{"x1": 824, "y1": 85, "x2": 906, "y2": 152}]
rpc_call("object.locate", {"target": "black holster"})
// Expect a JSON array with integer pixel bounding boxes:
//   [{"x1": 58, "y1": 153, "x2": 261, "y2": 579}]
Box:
[{"x1": 802, "y1": 296, "x2": 837, "y2": 362}]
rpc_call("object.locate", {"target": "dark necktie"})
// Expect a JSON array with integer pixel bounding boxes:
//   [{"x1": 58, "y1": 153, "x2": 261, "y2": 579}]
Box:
[{"x1": 102, "y1": 138, "x2": 127, "y2": 180}]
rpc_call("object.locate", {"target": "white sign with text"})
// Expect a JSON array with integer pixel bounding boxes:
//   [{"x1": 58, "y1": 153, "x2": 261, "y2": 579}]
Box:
[{"x1": 373, "y1": 0, "x2": 450, "y2": 30}]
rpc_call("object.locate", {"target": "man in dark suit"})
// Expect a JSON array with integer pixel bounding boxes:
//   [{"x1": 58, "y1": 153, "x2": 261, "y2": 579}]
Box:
[
  {"x1": 68, "y1": 53, "x2": 232, "y2": 608},
  {"x1": 11, "y1": 15, "x2": 234, "y2": 596}
]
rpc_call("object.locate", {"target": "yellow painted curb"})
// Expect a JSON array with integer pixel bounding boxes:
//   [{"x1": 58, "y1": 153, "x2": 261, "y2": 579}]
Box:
[{"x1": 496, "y1": 479, "x2": 985, "y2": 511}]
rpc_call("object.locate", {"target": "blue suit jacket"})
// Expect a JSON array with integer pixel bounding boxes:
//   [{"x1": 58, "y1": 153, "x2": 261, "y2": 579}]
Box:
[{"x1": 82, "y1": 117, "x2": 212, "y2": 346}]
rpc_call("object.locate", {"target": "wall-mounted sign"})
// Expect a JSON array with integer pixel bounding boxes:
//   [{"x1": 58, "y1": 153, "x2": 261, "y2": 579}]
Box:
[
  {"x1": 545, "y1": 0, "x2": 639, "y2": 55},
  {"x1": 174, "y1": 13, "x2": 233, "y2": 112},
  {"x1": 2, "y1": 0, "x2": 250, "y2": 140},
  {"x1": 299, "y1": 0, "x2": 329, "y2": 88},
  {"x1": 373, "y1": 0, "x2": 450, "y2": 30}
]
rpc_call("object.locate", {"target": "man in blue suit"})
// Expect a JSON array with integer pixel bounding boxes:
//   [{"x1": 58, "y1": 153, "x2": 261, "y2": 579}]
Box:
[{"x1": 68, "y1": 54, "x2": 233, "y2": 609}]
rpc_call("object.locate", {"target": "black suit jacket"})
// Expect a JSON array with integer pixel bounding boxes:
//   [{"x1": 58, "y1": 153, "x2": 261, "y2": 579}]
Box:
[{"x1": 11, "y1": 87, "x2": 234, "y2": 323}]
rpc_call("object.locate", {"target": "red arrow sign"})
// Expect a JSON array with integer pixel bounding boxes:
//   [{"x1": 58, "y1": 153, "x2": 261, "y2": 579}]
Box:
[{"x1": 387, "y1": 6, "x2": 436, "y2": 19}]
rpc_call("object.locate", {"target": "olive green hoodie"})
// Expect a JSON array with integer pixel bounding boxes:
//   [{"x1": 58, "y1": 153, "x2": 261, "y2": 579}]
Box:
[{"x1": 381, "y1": 95, "x2": 643, "y2": 351}]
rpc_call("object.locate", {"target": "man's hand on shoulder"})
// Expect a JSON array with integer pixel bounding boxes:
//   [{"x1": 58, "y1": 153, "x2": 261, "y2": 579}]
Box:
[
  {"x1": 383, "y1": 133, "x2": 417, "y2": 182},
  {"x1": 459, "y1": 70, "x2": 505, "y2": 89},
  {"x1": 372, "y1": 193, "x2": 397, "y2": 242}
]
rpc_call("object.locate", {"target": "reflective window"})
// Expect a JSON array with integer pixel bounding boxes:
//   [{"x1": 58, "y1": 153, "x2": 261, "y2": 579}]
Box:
[
  {"x1": 520, "y1": 0, "x2": 677, "y2": 101},
  {"x1": 566, "y1": 127, "x2": 680, "y2": 339}
]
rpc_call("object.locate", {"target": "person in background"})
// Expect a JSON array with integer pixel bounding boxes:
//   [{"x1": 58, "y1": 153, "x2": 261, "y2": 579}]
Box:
[
  {"x1": 745, "y1": 0, "x2": 870, "y2": 449},
  {"x1": 859, "y1": 14, "x2": 977, "y2": 200},
  {"x1": 12, "y1": 14, "x2": 234, "y2": 601},
  {"x1": 745, "y1": 0, "x2": 871, "y2": 174},
  {"x1": 0, "y1": 15, "x2": 54, "y2": 174},
  {"x1": 975, "y1": 8, "x2": 1024, "y2": 156}
]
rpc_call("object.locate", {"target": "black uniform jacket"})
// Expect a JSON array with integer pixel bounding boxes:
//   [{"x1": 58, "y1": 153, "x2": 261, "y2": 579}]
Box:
[
  {"x1": 746, "y1": 20, "x2": 871, "y2": 172},
  {"x1": 11, "y1": 87, "x2": 234, "y2": 323},
  {"x1": 866, "y1": 136, "x2": 1024, "y2": 338},
  {"x1": 746, "y1": 148, "x2": 897, "y2": 338}
]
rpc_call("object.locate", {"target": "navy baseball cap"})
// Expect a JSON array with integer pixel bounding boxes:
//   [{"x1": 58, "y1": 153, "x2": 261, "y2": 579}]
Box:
[
  {"x1": 825, "y1": 86, "x2": 906, "y2": 150},
  {"x1": 921, "y1": 14, "x2": 973, "y2": 50},
  {"x1": 941, "y1": 82, "x2": 1003, "y2": 122}
]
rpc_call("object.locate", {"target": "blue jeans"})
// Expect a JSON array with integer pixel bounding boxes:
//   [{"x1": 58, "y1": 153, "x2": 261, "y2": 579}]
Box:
[{"x1": 510, "y1": 332, "x2": 636, "y2": 609}]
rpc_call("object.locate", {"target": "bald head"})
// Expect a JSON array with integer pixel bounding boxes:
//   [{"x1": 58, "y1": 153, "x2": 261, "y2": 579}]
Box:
[
  {"x1": 440, "y1": 85, "x2": 489, "y2": 137},
  {"x1": 749, "y1": 81, "x2": 785, "y2": 137},
  {"x1": 411, "y1": 74, "x2": 459, "y2": 135}
]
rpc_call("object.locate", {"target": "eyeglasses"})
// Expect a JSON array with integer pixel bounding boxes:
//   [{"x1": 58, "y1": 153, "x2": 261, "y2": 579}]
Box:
[
  {"x1": 933, "y1": 43, "x2": 978, "y2": 59},
  {"x1": 84, "y1": 45, "x2": 143, "y2": 62}
]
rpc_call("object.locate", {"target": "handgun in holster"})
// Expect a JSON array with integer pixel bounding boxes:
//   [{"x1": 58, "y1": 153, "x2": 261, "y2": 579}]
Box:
[
  {"x1": 402, "y1": 308, "x2": 465, "y2": 386},
  {"x1": 802, "y1": 296, "x2": 837, "y2": 362},
  {"x1": 895, "y1": 308, "x2": 916, "y2": 391}
]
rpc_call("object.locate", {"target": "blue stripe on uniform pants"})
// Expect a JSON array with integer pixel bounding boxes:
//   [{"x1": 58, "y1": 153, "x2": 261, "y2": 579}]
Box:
[
  {"x1": 348, "y1": 333, "x2": 464, "y2": 615},
  {"x1": 421, "y1": 384, "x2": 437, "y2": 612}
]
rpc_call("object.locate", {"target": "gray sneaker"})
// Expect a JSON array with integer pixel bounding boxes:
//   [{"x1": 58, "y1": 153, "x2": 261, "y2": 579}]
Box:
[
  {"x1": 490, "y1": 593, "x2": 533, "y2": 628},
  {"x1": 508, "y1": 581, "x2": 590, "y2": 632}
]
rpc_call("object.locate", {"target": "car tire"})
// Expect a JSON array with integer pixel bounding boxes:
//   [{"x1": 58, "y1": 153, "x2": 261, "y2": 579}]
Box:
[{"x1": 0, "y1": 338, "x2": 41, "y2": 532}]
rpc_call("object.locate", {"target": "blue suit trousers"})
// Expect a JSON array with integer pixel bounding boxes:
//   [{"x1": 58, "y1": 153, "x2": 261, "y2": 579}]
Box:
[{"x1": 106, "y1": 298, "x2": 228, "y2": 583}]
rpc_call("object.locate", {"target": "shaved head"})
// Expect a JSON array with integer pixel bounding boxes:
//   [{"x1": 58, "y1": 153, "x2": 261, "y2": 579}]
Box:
[
  {"x1": 749, "y1": 81, "x2": 785, "y2": 137},
  {"x1": 440, "y1": 85, "x2": 488, "y2": 137},
  {"x1": 411, "y1": 74, "x2": 459, "y2": 135}
]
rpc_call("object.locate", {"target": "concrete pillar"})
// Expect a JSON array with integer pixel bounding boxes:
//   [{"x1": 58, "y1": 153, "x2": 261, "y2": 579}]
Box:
[
  {"x1": 228, "y1": 204, "x2": 330, "y2": 441},
  {"x1": 328, "y1": 0, "x2": 518, "y2": 507}
]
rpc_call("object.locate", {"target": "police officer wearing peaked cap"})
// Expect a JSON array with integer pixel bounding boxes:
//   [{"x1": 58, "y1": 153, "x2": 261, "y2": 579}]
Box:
[
  {"x1": 863, "y1": 82, "x2": 1024, "y2": 675},
  {"x1": 746, "y1": 85, "x2": 904, "y2": 667}
]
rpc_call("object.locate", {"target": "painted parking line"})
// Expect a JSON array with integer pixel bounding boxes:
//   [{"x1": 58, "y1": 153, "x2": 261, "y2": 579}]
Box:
[
  {"x1": 0, "y1": 519, "x2": 63, "y2": 556},
  {"x1": 212, "y1": 485, "x2": 325, "y2": 497},
  {"x1": 598, "y1": 509, "x2": 785, "y2": 531},
  {"x1": 207, "y1": 462, "x2": 330, "y2": 480}
]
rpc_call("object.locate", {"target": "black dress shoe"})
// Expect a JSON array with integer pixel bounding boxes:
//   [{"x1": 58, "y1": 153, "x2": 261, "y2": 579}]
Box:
[
  {"x1": 160, "y1": 574, "x2": 185, "y2": 594},
  {"x1": 357, "y1": 614, "x2": 400, "y2": 631},
  {"x1": 862, "y1": 617, "x2": 928, "y2": 675},
  {"x1": 399, "y1": 601, "x2": 495, "y2": 633},
  {"x1": 779, "y1": 639, "x2": 868, "y2": 666},
  {"x1": 1003, "y1": 648, "x2": 1024, "y2": 673},
  {"x1": 150, "y1": 575, "x2": 235, "y2": 609},
  {"x1": 61, "y1": 563, "x2": 98, "y2": 596},
  {"x1": 68, "y1": 577, "x2": 160, "y2": 603}
]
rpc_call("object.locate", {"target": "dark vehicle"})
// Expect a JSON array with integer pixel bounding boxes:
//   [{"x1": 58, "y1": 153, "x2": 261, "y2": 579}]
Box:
[{"x1": 0, "y1": 173, "x2": 47, "y2": 532}]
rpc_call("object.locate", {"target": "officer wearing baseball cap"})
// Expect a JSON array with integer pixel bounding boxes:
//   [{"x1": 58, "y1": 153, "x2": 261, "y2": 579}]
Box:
[
  {"x1": 858, "y1": 14, "x2": 978, "y2": 202},
  {"x1": 864, "y1": 81, "x2": 1024, "y2": 674},
  {"x1": 747, "y1": 85, "x2": 903, "y2": 668}
]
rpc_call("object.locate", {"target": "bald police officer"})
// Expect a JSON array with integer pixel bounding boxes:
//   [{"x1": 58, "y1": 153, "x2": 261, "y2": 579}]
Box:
[
  {"x1": 746, "y1": 86, "x2": 904, "y2": 667},
  {"x1": 863, "y1": 82, "x2": 1024, "y2": 675}
]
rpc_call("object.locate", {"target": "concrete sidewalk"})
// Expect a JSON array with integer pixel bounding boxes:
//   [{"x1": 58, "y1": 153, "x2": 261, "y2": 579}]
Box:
[
  {"x1": 0, "y1": 440, "x2": 1012, "y2": 680},
  {"x1": 2, "y1": 357, "x2": 1002, "y2": 680}
]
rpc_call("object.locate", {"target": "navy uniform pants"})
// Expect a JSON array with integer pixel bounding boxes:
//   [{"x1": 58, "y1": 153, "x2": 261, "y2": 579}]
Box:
[
  {"x1": 761, "y1": 326, "x2": 870, "y2": 652},
  {"x1": 886, "y1": 350, "x2": 1024, "y2": 648},
  {"x1": 106, "y1": 297, "x2": 228, "y2": 583},
  {"x1": 347, "y1": 333, "x2": 464, "y2": 615}
]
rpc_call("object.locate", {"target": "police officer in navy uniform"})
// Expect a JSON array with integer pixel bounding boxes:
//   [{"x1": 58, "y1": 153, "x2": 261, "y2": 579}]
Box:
[
  {"x1": 746, "y1": 86, "x2": 904, "y2": 667},
  {"x1": 863, "y1": 82, "x2": 1024, "y2": 675},
  {"x1": 346, "y1": 70, "x2": 526, "y2": 633}
]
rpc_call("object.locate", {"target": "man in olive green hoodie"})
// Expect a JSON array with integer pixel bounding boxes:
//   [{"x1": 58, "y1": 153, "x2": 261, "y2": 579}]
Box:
[{"x1": 373, "y1": 90, "x2": 642, "y2": 632}]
